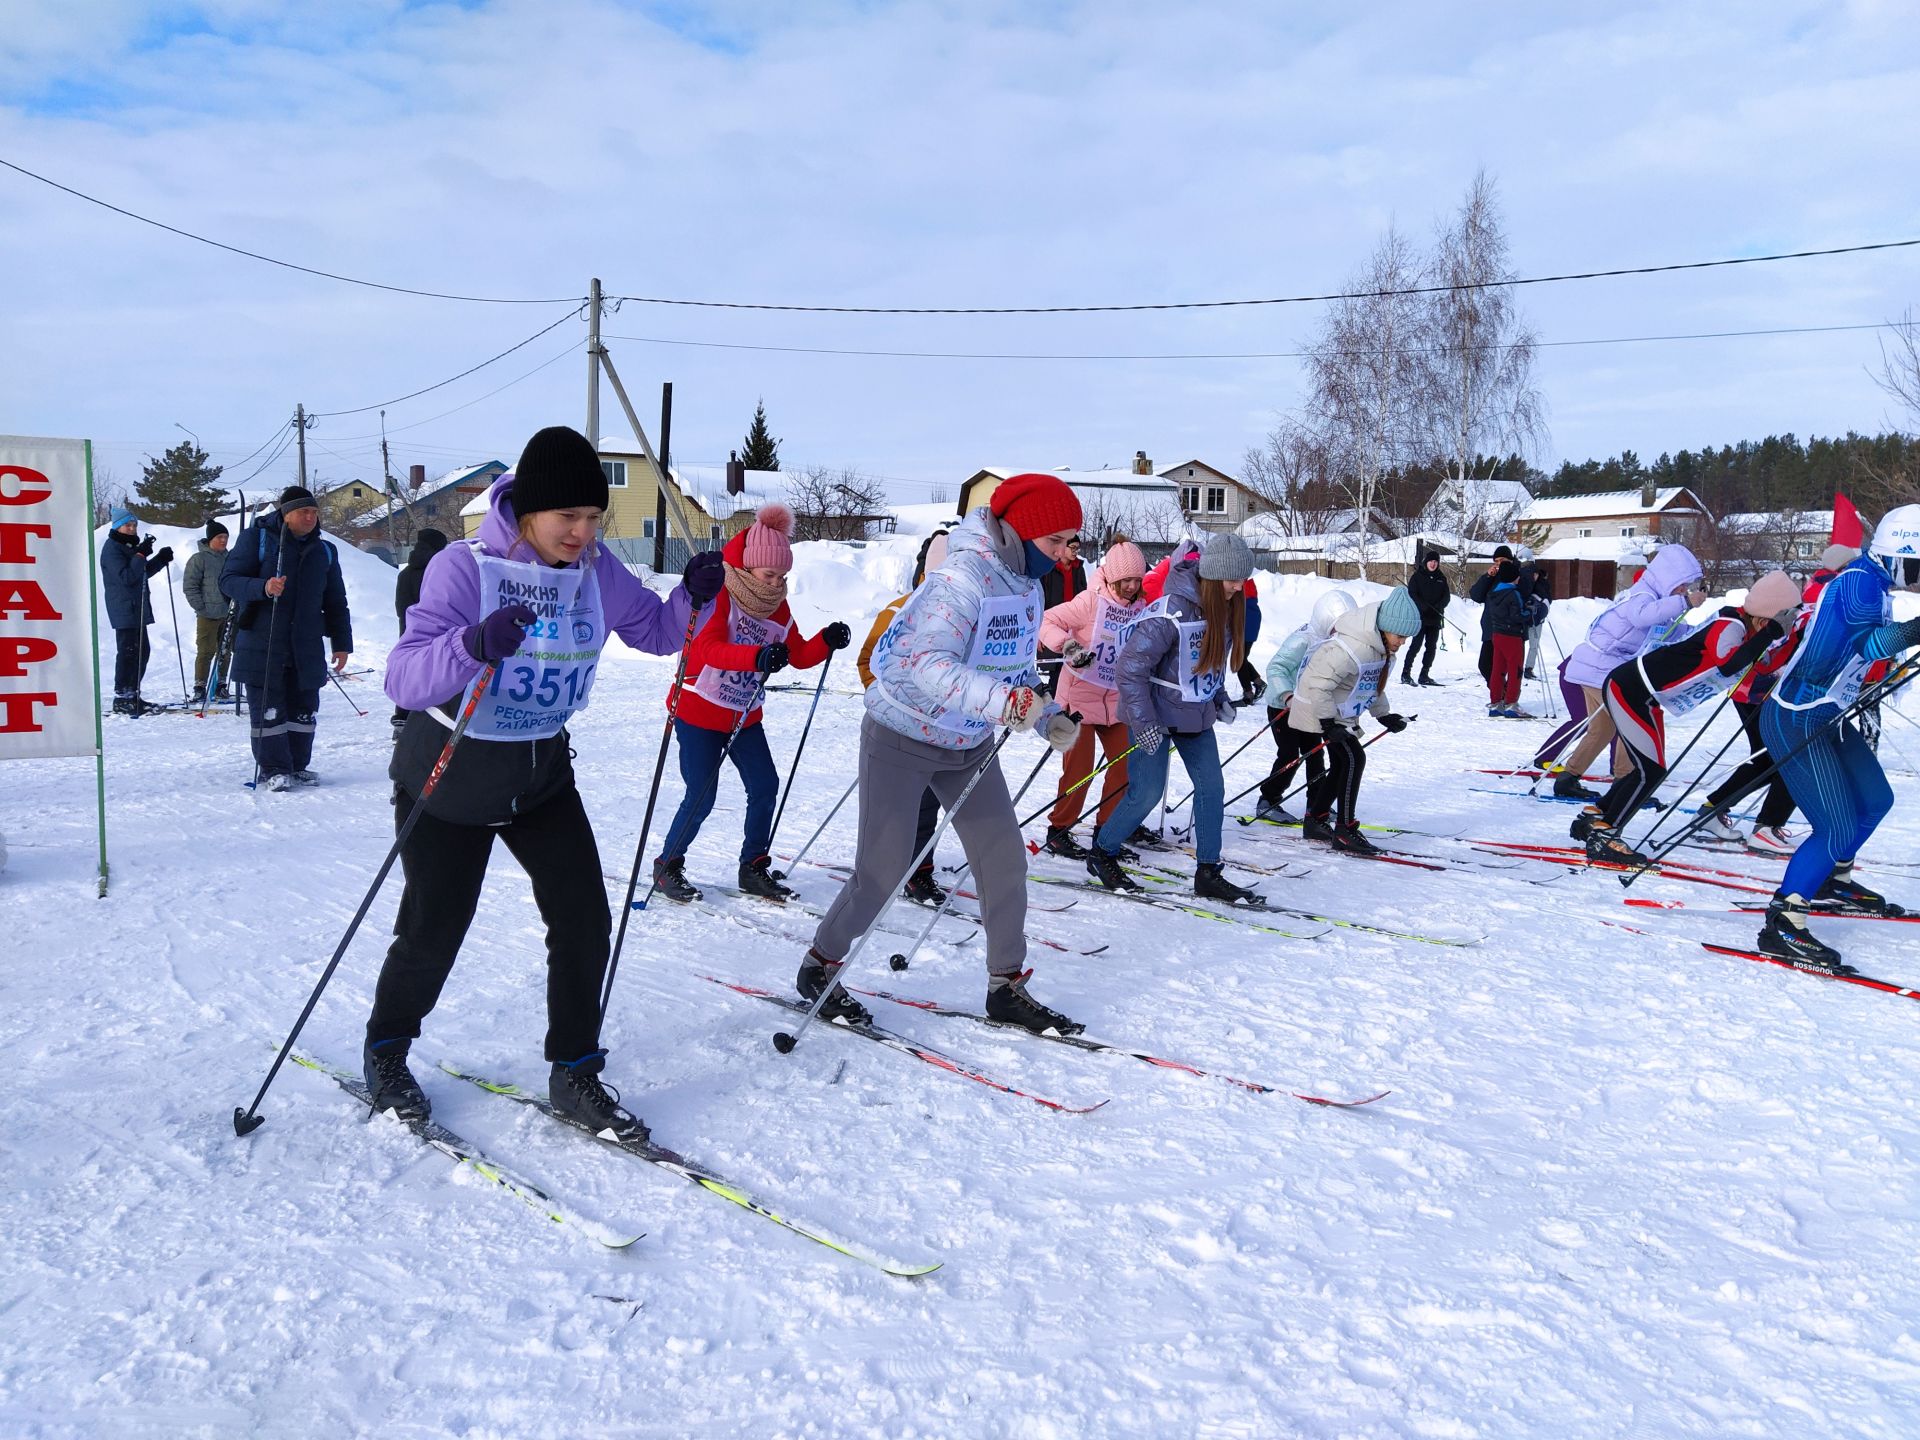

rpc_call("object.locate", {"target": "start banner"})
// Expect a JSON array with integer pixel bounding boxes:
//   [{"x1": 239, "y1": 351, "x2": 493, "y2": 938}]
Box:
[{"x1": 0, "y1": 435, "x2": 100, "y2": 760}]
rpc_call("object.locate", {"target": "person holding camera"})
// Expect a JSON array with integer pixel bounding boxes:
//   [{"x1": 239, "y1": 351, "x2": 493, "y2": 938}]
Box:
[{"x1": 100, "y1": 508, "x2": 174, "y2": 717}]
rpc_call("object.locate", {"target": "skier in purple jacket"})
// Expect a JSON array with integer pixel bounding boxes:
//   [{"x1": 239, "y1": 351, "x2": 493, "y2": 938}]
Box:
[{"x1": 362, "y1": 426, "x2": 725, "y2": 1139}]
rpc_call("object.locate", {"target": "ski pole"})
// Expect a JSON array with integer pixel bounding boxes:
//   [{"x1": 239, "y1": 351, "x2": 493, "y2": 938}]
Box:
[
  {"x1": 874, "y1": 744, "x2": 1061, "y2": 981},
  {"x1": 1629, "y1": 706, "x2": 1748, "y2": 850},
  {"x1": 1622, "y1": 657, "x2": 1920, "y2": 888},
  {"x1": 772, "y1": 728, "x2": 1018, "y2": 1056},
  {"x1": 1016, "y1": 740, "x2": 1141, "y2": 832},
  {"x1": 234, "y1": 664, "x2": 497, "y2": 1136},
  {"x1": 776, "y1": 774, "x2": 859, "y2": 879},
  {"x1": 765, "y1": 651, "x2": 835, "y2": 853},
  {"x1": 199, "y1": 609, "x2": 236, "y2": 718},
  {"x1": 162, "y1": 559, "x2": 190, "y2": 704},
  {"x1": 326, "y1": 666, "x2": 368, "y2": 717},
  {"x1": 1222, "y1": 718, "x2": 1404, "y2": 814},
  {"x1": 1527, "y1": 708, "x2": 1594, "y2": 794},
  {"x1": 600, "y1": 606, "x2": 703, "y2": 1020},
  {"x1": 250, "y1": 533, "x2": 288, "y2": 789}
]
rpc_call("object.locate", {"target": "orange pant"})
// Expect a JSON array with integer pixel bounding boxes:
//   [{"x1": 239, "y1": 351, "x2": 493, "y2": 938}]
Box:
[{"x1": 1049, "y1": 720, "x2": 1132, "y2": 829}]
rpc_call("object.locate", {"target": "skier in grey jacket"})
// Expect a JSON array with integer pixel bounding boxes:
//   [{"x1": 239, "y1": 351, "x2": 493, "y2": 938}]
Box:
[{"x1": 181, "y1": 522, "x2": 232, "y2": 702}]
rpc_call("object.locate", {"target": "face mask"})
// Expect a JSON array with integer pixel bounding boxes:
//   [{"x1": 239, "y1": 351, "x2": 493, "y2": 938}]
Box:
[{"x1": 1022, "y1": 540, "x2": 1057, "y2": 580}]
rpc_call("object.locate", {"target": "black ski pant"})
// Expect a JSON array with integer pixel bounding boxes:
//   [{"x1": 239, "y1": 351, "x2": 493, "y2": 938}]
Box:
[
  {"x1": 1305, "y1": 722, "x2": 1367, "y2": 828},
  {"x1": 1476, "y1": 633, "x2": 1493, "y2": 684},
  {"x1": 1401, "y1": 623, "x2": 1440, "y2": 683},
  {"x1": 112, "y1": 625, "x2": 151, "y2": 699},
  {"x1": 1596, "y1": 674, "x2": 1666, "y2": 832},
  {"x1": 910, "y1": 787, "x2": 941, "y2": 877},
  {"x1": 367, "y1": 782, "x2": 611, "y2": 1065},
  {"x1": 1258, "y1": 706, "x2": 1325, "y2": 808},
  {"x1": 246, "y1": 666, "x2": 319, "y2": 778},
  {"x1": 1703, "y1": 699, "x2": 1797, "y2": 830}
]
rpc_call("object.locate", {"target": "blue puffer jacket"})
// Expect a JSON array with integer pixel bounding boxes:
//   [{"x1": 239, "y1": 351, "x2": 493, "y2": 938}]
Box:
[
  {"x1": 99, "y1": 530, "x2": 165, "y2": 630},
  {"x1": 219, "y1": 513, "x2": 353, "y2": 690},
  {"x1": 1113, "y1": 555, "x2": 1234, "y2": 734}
]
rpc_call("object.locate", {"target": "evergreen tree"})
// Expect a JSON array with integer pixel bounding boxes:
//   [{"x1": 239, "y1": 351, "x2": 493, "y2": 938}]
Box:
[
  {"x1": 135, "y1": 441, "x2": 225, "y2": 524},
  {"x1": 740, "y1": 399, "x2": 781, "y2": 472}
]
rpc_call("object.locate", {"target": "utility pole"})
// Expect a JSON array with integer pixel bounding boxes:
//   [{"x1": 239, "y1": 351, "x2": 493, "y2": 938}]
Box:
[
  {"x1": 295, "y1": 403, "x2": 309, "y2": 489},
  {"x1": 586, "y1": 277, "x2": 602, "y2": 447},
  {"x1": 380, "y1": 408, "x2": 397, "y2": 560},
  {"x1": 654, "y1": 382, "x2": 672, "y2": 571}
]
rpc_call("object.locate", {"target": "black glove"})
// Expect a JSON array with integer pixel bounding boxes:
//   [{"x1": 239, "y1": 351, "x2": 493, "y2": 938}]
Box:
[
  {"x1": 153, "y1": 545, "x2": 174, "y2": 567},
  {"x1": 1378, "y1": 712, "x2": 1409, "y2": 733},
  {"x1": 754, "y1": 642, "x2": 791, "y2": 674},
  {"x1": 137, "y1": 535, "x2": 155, "y2": 556},
  {"x1": 682, "y1": 550, "x2": 724, "y2": 606},
  {"x1": 822, "y1": 621, "x2": 851, "y2": 651}
]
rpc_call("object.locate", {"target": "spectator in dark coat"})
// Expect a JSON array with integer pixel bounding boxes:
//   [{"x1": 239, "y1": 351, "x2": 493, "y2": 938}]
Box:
[
  {"x1": 220, "y1": 486, "x2": 353, "y2": 790},
  {"x1": 1402, "y1": 549, "x2": 1451, "y2": 685},
  {"x1": 1467, "y1": 544, "x2": 1517, "y2": 683},
  {"x1": 1517, "y1": 551, "x2": 1552, "y2": 677},
  {"x1": 182, "y1": 520, "x2": 232, "y2": 703},
  {"x1": 99, "y1": 508, "x2": 173, "y2": 716},
  {"x1": 391, "y1": 528, "x2": 450, "y2": 735}
]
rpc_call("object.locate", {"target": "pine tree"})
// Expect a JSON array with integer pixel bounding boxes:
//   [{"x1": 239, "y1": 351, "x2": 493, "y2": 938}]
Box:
[
  {"x1": 740, "y1": 399, "x2": 781, "y2": 472},
  {"x1": 135, "y1": 441, "x2": 226, "y2": 524}
]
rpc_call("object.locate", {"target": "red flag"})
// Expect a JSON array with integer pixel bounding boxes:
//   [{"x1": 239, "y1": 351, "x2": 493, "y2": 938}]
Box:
[{"x1": 1831, "y1": 492, "x2": 1865, "y2": 548}]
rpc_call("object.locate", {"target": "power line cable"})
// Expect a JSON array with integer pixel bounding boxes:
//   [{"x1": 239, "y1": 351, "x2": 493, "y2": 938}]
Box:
[
  {"x1": 230, "y1": 425, "x2": 297, "y2": 486},
  {"x1": 603, "y1": 319, "x2": 1901, "y2": 364},
  {"x1": 320, "y1": 336, "x2": 584, "y2": 441},
  {"x1": 0, "y1": 157, "x2": 586, "y2": 306},
  {"x1": 223, "y1": 418, "x2": 294, "y2": 470},
  {"x1": 310, "y1": 308, "x2": 584, "y2": 417}
]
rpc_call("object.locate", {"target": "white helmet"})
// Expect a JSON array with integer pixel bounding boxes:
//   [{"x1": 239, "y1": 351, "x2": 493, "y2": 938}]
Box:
[
  {"x1": 1515, "y1": 544, "x2": 1536, "y2": 565},
  {"x1": 1870, "y1": 504, "x2": 1920, "y2": 589},
  {"x1": 1310, "y1": 588, "x2": 1356, "y2": 639}
]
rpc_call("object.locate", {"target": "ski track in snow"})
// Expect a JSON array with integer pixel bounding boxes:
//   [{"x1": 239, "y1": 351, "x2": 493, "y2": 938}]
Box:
[{"x1": 5, "y1": 541, "x2": 1920, "y2": 1437}]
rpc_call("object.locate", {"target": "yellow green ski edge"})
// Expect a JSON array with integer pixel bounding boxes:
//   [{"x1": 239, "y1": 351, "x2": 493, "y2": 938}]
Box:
[
  {"x1": 278, "y1": 1046, "x2": 642, "y2": 1250},
  {"x1": 437, "y1": 1060, "x2": 942, "y2": 1279}
]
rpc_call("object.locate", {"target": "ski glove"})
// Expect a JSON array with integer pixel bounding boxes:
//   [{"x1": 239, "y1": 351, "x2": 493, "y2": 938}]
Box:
[
  {"x1": 1002, "y1": 685, "x2": 1044, "y2": 731},
  {"x1": 1061, "y1": 639, "x2": 1097, "y2": 670},
  {"x1": 822, "y1": 621, "x2": 852, "y2": 651},
  {"x1": 1133, "y1": 724, "x2": 1166, "y2": 756},
  {"x1": 137, "y1": 535, "x2": 154, "y2": 556},
  {"x1": 1378, "y1": 712, "x2": 1409, "y2": 733},
  {"x1": 755, "y1": 642, "x2": 791, "y2": 674},
  {"x1": 463, "y1": 602, "x2": 538, "y2": 663},
  {"x1": 1042, "y1": 710, "x2": 1081, "y2": 754},
  {"x1": 1216, "y1": 697, "x2": 1237, "y2": 726},
  {"x1": 152, "y1": 546, "x2": 174, "y2": 567},
  {"x1": 682, "y1": 550, "x2": 725, "y2": 606}
]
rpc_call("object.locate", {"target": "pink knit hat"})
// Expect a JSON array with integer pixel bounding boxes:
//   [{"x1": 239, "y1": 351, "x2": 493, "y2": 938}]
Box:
[
  {"x1": 1743, "y1": 569, "x2": 1800, "y2": 620},
  {"x1": 1099, "y1": 539, "x2": 1146, "y2": 583},
  {"x1": 725, "y1": 502, "x2": 795, "y2": 572}
]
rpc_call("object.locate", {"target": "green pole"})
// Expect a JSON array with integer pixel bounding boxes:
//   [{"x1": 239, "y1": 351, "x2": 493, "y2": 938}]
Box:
[{"x1": 84, "y1": 440, "x2": 108, "y2": 897}]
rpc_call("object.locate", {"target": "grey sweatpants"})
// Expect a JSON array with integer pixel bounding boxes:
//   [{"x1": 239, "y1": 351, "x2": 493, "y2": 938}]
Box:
[{"x1": 811, "y1": 716, "x2": 1028, "y2": 978}]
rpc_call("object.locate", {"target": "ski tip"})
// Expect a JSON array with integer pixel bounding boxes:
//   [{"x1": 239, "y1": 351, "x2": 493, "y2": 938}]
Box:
[
  {"x1": 232, "y1": 1107, "x2": 266, "y2": 1137},
  {"x1": 884, "y1": 1260, "x2": 945, "y2": 1279},
  {"x1": 772, "y1": 1031, "x2": 798, "y2": 1055}
]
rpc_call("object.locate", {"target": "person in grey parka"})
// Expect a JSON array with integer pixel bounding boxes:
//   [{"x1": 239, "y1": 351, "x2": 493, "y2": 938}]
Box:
[
  {"x1": 99, "y1": 508, "x2": 173, "y2": 716},
  {"x1": 181, "y1": 520, "x2": 232, "y2": 703}
]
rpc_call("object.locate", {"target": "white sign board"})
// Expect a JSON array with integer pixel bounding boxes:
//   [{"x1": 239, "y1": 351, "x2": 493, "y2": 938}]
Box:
[{"x1": 0, "y1": 436, "x2": 101, "y2": 760}]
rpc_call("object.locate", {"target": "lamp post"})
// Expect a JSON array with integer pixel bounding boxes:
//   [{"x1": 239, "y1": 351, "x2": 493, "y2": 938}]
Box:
[{"x1": 174, "y1": 422, "x2": 200, "y2": 451}]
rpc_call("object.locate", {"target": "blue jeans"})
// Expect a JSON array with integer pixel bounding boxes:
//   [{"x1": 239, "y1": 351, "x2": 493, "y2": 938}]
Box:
[
  {"x1": 1762, "y1": 707, "x2": 1893, "y2": 899},
  {"x1": 660, "y1": 718, "x2": 779, "y2": 865},
  {"x1": 1094, "y1": 727, "x2": 1224, "y2": 863}
]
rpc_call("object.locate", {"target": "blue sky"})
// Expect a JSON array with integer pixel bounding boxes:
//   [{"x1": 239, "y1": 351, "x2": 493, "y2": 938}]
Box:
[{"x1": 3, "y1": 0, "x2": 1918, "y2": 505}]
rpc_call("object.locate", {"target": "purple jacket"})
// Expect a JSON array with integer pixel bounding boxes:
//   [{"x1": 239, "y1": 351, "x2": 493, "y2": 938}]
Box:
[
  {"x1": 386, "y1": 475, "x2": 693, "y2": 825},
  {"x1": 1563, "y1": 544, "x2": 1702, "y2": 689}
]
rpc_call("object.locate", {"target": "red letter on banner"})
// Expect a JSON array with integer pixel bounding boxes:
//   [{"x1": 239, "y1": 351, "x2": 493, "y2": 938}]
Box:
[
  {"x1": 0, "y1": 524, "x2": 53, "y2": 563},
  {"x1": 0, "y1": 637, "x2": 58, "y2": 676},
  {"x1": 0, "y1": 579, "x2": 63, "y2": 621},
  {"x1": 0, "y1": 692, "x2": 56, "y2": 733},
  {"x1": 0, "y1": 466, "x2": 54, "y2": 506}
]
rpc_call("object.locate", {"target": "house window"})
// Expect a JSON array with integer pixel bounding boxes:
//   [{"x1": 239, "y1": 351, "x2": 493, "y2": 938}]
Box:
[
  {"x1": 642, "y1": 518, "x2": 656, "y2": 539},
  {"x1": 1180, "y1": 485, "x2": 1201, "y2": 512},
  {"x1": 1795, "y1": 541, "x2": 1813, "y2": 558},
  {"x1": 1620, "y1": 525, "x2": 1636, "y2": 538},
  {"x1": 602, "y1": 460, "x2": 628, "y2": 488},
  {"x1": 1205, "y1": 486, "x2": 1227, "y2": 514},
  {"x1": 351, "y1": 486, "x2": 365, "y2": 499},
  {"x1": 711, "y1": 524, "x2": 723, "y2": 540},
  {"x1": 1577, "y1": 527, "x2": 1593, "y2": 539}
]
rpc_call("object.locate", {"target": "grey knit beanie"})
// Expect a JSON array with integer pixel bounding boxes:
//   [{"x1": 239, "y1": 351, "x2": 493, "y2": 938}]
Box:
[{"x1": 1198, "y1": 531, "x2": 1254, "y2": 583}]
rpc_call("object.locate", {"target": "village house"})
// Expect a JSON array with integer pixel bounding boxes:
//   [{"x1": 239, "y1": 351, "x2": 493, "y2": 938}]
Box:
[
  {"x1": 1514, "y1": 483, "x2": 1712, "y2": 599},
  {"x1": 1157, "y1": 459, "x2": 1274, "y2": 533},
  {"x1": 955, "y1": 453, "x2": 1185, "y2": 548},
  {"x1": 354, "y1": 460, "x2": 507, "y2": 561}
]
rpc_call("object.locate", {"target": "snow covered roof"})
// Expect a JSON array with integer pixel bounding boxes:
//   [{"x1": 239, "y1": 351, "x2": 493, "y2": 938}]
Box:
[
  {"x1": 972, "y1": 465, "x2": 1176, "y2": 495},
  {"x1": 1719, "y1": 509, "x2": 1835, "y2": 536},
  {"x1": 1537, "y1": 535, "x2": 1652, "y2": 564},
  {"x1": 1522, "y1": 488, "x2": 1704, "y2": 522},
  {"x1": 352, "y1": 461, "x2": 504, "y2": 528}
]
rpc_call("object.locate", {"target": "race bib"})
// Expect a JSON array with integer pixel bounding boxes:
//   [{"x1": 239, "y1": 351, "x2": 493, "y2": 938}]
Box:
[
  {"x1": 1655, "y1": 668, "x2": 1738, "y2": 717},
  {"x1": 1082, "y1": 594, "x2": 1141, "y2": 691},
  {"x1": 1337, "y1": 652, "x2": 1385, "y2": 720},
  {"x1": 1126, "y1": 596, "x2": 1224, "y2": 705},
  {"x1": 690, "y1": 606, "x2": 789, "y2": 712},
  {"x1": 466, "y1": 549, "x2": 603, "y2": 740}
]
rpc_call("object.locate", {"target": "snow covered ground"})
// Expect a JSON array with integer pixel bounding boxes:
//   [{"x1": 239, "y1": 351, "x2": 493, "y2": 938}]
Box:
[{"x1": 6, "y1": 536, "x2": 1920, "y2": 1439}]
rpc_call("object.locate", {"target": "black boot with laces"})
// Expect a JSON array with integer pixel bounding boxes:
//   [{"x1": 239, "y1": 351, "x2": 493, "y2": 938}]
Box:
[
  {"x1": 1815, "y1": 865, "x2": 1899, "y2": 915},
  {"x1": 986, "y1": 969, "x2": 1085, "y2": 1036},
  {"x1": 1043, "y1": 826, "x2": 1089, "y2": 859},
  {"x1": 1084, "y1": 848, "x2": 1140, "y2": 891},
  {"x1": 651, "y1": 855, "x2": 701, "y2": 904},
  {"x1": 902, "y1": 865, "x2": 949, "y2": 907},
  {"x1": 738, "y1": 854, "x2": 795, "y2": 902},
  {"x1": 363, "y1": 1038, "x2": 430, "y2": 1123},
  {"x1": 550, "y1": 1052, "x2": 650, "y2": 1143},
  {"x1": 1757, "y1": 894, "x2": 1852, "y2": 974},
  {"x1": 796, "y1": 949, "x2": 873, "y2": 1025}
]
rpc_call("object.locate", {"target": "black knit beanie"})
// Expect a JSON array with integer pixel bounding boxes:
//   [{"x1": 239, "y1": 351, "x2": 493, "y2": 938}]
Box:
[
  {"x1": 205, "y1": 519, "x2": 229, "y2": 540},
  {"x1": 277, "y1": 485, "x2": 318, "y2": 516},
  {"x1": 510, "y1": 426, "x2": 609, "y2": 518}
]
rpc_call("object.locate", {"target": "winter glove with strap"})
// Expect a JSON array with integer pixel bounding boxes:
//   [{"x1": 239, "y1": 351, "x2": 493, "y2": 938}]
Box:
[
  {"x1": 682, "y1": 551, "x2": 725, "y2": 606},
  {"x1": 1061, "y1": 639, "x2": 1097, "y2": 670},
  {"x1": 755, "y1": 642, "x2": 790, "y2": 674},
  {"x1": 463, "y1": 603, "x2": 537, "y2": 663},
  {"x1": 1042, "y1": 709, "x2": 1081, "y2": 754},
  {"x1": 1002, "y1": 685, "x2": 1045, "y2": 731}
]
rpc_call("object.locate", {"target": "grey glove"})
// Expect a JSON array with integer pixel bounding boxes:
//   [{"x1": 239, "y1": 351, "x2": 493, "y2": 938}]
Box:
[
  {"x1": 1042, "y1": 709, "x2": 1081, "y2": 754},
  {"x1": 1217, "y1": 696, "x2": 1236, "y2": 727}
]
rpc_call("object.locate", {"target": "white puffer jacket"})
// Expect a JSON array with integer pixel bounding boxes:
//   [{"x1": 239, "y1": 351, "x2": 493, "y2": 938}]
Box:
[
  {"x1": 866, "y1": 508, "x2": 1042, "y2": 750},
  {"x1": 1290, "y1": 601, "x2": 1395, "y2": 733}
]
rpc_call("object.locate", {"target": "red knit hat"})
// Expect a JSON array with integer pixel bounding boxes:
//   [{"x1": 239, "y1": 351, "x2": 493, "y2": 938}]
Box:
[
  {"x1": 989, "y1": 473, "x2": 1082, "y2": 541},
  {"x1": 724, "y1": 502, "x2": 795, "y2": 571}
]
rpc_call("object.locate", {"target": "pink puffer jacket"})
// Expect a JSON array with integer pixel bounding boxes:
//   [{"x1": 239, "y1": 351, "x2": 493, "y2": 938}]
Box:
[{"x1": 1039, "y1": 565, "x2": 1145, "y2": 727}]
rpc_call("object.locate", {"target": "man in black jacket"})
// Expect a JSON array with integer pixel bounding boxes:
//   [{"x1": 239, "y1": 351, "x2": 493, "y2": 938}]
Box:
[
  {"x1": 390, "y1": 528, "x2": 449, "y2": 735},
  {"x1": 1402, "y1": 549, "x2": 1451, "y2": 685},
  {"x1": 99, "y1": 508, "x2": 174, "y2": 716},
  {"x1": 1516, "y1": 547, "x2": 1552, "y2": 678},
  {"x1": 220, "y1": 486, "x2": 353, "y2": 790}
]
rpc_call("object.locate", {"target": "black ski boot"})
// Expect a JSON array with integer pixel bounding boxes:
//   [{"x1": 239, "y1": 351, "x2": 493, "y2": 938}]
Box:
[
  {"x1": 1043, "y1": 826, "x2": 1089, "y2": 860},
  {"x1": 1569, "y1": 808, "x2": 1600, "y2": 842},
  {"x1": 550, "y1": 1052, "x2": 650, "y2": 1143},
  {"x1": 1757, "y1": 894, "x2": 1852, "y2": 974},
  {"x1": 1253, "y1": 798, "x2": 1297, "y2": 824},
  {"x1": 738, "y1": 855, "x2": 795, "y2": 903},
  {"x1": 1301, "y1": 812, "x2": 1339, "y2": 845},
  {"x1": 1330, "y1": 823, "x2": 1381, "y2": 857},
  {"x1": 1815, "y1": 865, "x2": 1900, "y2": 915},
  {"x1": 902, "y1": 864, "x2": 948, "y2": 907},
  {"x1": 1194, "y1": 862, "x2": 1262, "y2": 906},
  {"x1": 651, "y1": 855, "x2": 702, "y2": 904},
  {"x1": 363, "y1": 1039, "x2": 430, "y2": 1123},
  {"x1": 1553, "y1": 775, "x2": 1603, "y2": 802},
  {"x1": 1084, "y1": 848, "x2": 1140, "y2": 891},
  {"x1": 1419, "y1": 674, "x2": 1441, "y2": 687},
  {"x1": 796, "y1": 949, "x2": 873, "y2": 1025},
  {"x1": 1584, "y1": 823, "x2": 1646, "y2": 867},
  {"x1": 985, "y1": 968, "x2": 1085, "y2": 1036},
  {"x1": 1128, "y1": 824, "x2": 1171, "y2": 852}
]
